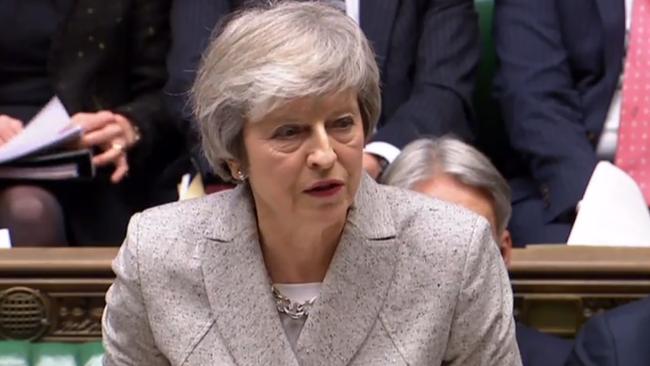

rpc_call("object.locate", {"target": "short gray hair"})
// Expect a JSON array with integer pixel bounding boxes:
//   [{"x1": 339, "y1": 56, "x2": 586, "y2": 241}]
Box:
[
  {"x1": 192, "y1": 1, "x2": 381, "y2": 181},
  {"x1": 381, "y1": 137, "x2": 512, "y2": 234}
]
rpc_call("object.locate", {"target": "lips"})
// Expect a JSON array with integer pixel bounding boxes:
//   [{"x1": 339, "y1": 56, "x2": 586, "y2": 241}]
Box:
[{"x1": 304, "y1": 180, "x2": 344, "y2": 197}]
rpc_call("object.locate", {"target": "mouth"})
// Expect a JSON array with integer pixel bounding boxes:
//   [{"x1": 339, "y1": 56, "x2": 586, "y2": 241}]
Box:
[{"x1": 304, "y1": 180, "x2": 344, "y2": 197}]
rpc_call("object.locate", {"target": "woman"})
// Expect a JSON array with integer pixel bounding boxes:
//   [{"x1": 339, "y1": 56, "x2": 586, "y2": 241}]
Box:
[
  {"x1": 102, "y1": 2, "x2": 521, "y2": 365},
  {"x1": 0, "y1": 0, "x2": 172, "y2": 246}
]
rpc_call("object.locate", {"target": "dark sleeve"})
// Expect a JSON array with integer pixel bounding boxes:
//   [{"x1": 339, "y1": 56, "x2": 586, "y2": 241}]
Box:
[
  {"x1": 565, "y1": 314, "x2": 616, "y2": 366},
  {"x1": 370, "y1": 0, "x2": 480, "y2": 148},
  {"x1": 493, "y1": 0, "x2": 597, "y2": 222},
  {"x1": 164, "y1": 0, "x2": 232, "y2": 175},
  {"x1": 113, "y1": 0, "x2": 172, "y2": 167},
  {"x1": 516, "y1": 323, "x2": 573, "y2": 366}
]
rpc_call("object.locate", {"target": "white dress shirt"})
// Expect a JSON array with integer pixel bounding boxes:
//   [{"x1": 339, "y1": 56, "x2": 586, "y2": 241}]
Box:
[
  {"x1": 597, "y1": 0, "x2": 634, "y2": 160},
  {"x1": 344, "y1": 0, "x2": 359, "y2": 24}
]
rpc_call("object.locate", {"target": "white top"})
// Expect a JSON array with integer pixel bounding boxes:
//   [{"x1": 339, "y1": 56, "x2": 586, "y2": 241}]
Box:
[
  {"x1": 597, "y1": 0, "x2": 634, "y2": 160},
  {"x1": 345, "y1": 0, "x2": 359, "y2": 24},
  {"x1": 273, "y1": 282, "x2": 322, "y2": 350}
]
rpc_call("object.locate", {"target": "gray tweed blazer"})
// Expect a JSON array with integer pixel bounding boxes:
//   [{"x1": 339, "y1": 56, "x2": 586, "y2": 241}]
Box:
[{"x1": 102, "y1": 175, "x2": 522, "y2": 366}]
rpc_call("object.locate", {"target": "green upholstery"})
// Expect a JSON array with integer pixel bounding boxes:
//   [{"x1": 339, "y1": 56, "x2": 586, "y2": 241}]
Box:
[
  {"x1": 0, "y1": 341, "x2": 103, "y2": 366},
  {"x1": 474, "y1": 0, "x2": 497, "y2": 120},
  {"x1": 473, "y1": 0, "x2": 510, "y2": 167}
]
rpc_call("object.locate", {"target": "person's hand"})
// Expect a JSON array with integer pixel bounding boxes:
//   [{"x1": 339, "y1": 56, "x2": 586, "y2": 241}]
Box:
[
  {"x1": 0, "y1": 115, "x2": 24, "y2": 146},
  {"x1": 362, "y1": 152, "x2": 383, "y2": 180},
  {"x1": 72, "y1": 111, "x2": 139, "y2": 183}
]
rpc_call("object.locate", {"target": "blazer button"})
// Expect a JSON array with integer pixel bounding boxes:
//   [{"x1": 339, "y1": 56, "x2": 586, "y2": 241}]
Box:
[
  {"x1": 587, "y1": 131, "x2": 597, "y2": 144},
  {"x1": 540, "y1": 184, "x2": 550, "y2": 208}
]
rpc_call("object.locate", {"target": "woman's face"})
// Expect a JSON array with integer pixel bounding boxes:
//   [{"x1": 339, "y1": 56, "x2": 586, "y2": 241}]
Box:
[{"x1": 241, "y1": 90, "x2": 365, "y2": 224}]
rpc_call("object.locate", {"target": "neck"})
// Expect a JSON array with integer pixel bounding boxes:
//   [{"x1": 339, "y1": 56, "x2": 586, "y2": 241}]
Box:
[{"x1": 257, "y1": 212, "x2": 346, "y2": 284}]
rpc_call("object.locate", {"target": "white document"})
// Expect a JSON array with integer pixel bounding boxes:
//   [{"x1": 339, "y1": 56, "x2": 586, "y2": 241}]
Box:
[
  {"x1": 568, "y1": 161, "x2": 650, "y2": 246},
  {"x1": 0, "y1": 97, "x2": 81, "y2": 164},
  {"x1": 0, "y1": 229, "x2": 11, "y2": 248},
  {"x1": 177, "y1": 173, "x2": 206, "y2": 201}
]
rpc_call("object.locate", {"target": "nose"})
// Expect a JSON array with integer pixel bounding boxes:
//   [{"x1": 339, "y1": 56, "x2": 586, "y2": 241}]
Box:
[{"x1": 306, "y1": 125, "x2": 336, "y2": 170}]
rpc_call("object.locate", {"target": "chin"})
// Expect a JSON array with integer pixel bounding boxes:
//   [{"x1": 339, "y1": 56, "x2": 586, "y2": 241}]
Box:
[{"x1": 302, "y1": 200, "x2": 350, "y2": 220}]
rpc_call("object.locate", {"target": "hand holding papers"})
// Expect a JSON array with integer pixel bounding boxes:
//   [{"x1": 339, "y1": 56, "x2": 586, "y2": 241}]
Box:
[
  {"x1": 0, "y1": 97, "x2": 94, "y2": 180},
  {"x1": 568, "y1": 161, "x2": 650, "y2": 246},
  {"x1": 0, "y1": 97, "x2": 81, "y2": 163}
]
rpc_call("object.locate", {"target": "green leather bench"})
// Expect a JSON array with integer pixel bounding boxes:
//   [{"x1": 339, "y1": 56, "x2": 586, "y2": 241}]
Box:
[{"x1": 0, "y1": 341, "x2": 103, "y2": 366}]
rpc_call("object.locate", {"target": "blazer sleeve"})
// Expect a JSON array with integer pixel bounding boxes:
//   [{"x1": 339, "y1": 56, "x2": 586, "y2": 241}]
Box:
[
  {"x1": 113, "y1": 0, "x2": 172, "y2": 168},
  {"x1": 444, "y1": 217, "x2": 522, "y2": 366},
  {"x1": 102, "y1": 213, "x2": 171, "y2": 366},
  {"x1": 370, "y1": 0, "x2": 479, "y2": 148},
  {"x1": 564, "y1": 313, "x2": 617, "y2": 366},
  {"x1": 493, "y1": 0, "x2": 598, "y2": 222}
]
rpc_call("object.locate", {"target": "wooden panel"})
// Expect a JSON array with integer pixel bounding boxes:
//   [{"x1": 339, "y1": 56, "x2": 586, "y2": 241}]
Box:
[
  {"x1": 1, "y1": 246, "x2": 649, "y2": 341},
  {"x1": 0, "y1": 248, "x2": 116, "y2": 342},
  {"x1": 510, "y1": 245, "x2": 650, "y2": 337}
]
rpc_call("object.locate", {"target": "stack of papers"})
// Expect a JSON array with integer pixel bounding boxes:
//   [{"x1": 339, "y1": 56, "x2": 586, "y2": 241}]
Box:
[
  {"x1": 568, "y1": 161, "x2": 650, "y2": 246},
  {"x1": 0, "y1": 97, "x2": 94, "y2": 180},
  {"x1": 0, "y1": 97, "x2": 81, "y2": 163}
]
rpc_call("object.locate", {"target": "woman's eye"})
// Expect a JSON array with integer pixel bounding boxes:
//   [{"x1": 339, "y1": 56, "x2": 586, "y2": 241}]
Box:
[
  {"x1": 272, "y1": 125, "x2": 303, "y2": 139},
  {"x1": 331, "y1": 117, "x2": 354, "y2": 129}
]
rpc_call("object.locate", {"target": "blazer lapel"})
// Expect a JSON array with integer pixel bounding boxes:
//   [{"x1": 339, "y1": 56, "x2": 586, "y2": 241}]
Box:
[
  {"x1": 201, "y1": 185, "x2": 299, "y2": 366},
  {"x1": 360, "y1": 0, "x2": 399, "y2": 73},
  {"x1": 295, "y1": 175, "x2": 398, "y2": 366}
]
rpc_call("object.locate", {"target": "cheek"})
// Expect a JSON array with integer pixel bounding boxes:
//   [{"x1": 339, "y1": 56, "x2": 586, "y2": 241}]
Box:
[
  {"x1": 346, "y1": 133, "x2": 366, "y2": 165},
  {"x1": 247, "y1": 143, "x2": 304, "y2": 186}
]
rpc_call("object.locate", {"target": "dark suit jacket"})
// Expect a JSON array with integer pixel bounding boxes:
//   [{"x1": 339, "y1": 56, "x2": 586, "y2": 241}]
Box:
[
  {"x1": 45, "y1": 0, "x2": 172, "y2": 244},
  {"x1": 361, "y1": 0, "x2": 479, "y2": 147},
  {"x1": 565, "y1": 297, "x2": 650, "y2": 366},
  {"x1": 165, "y1": 0, "x2": 479, "y2": 177},
  {"x1": 516, "y1": 323, "x2": 572, "y2": 366},
  {"x1": 493, "y1": 0, "x2": 625, "y2": 244}
]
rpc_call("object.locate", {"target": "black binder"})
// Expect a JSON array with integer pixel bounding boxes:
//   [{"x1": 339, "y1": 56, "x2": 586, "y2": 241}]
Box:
[{"x1": 0, "y1": 149, "x2": 95, "y2": 180}]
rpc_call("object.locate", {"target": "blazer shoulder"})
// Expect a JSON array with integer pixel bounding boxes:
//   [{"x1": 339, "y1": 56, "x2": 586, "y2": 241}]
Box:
[
  {"x1": 568, "y1": 297, "x2": 650, "y2": 366},
  {"x1": 128, "y1": 190, "x2": 236, "y2": 255},
  {"x1": 379, "y1": 184, "x2": 490, "y2": 256},
  {"x1": 138, "y1": 190, "x2": 233, "y2": 227},
  {"x1": 601, "y1": 296, "x2": 650, "y2": 342}
]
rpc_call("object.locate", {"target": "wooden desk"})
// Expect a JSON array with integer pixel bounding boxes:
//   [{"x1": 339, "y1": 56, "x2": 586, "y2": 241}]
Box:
[
  {"x1": 0, "y1": 246, "x2": 649, "y2": 341},
  {"x1": 0, "y1": 248, "x2": 115, "y2": 342},
  {"x1": 510, "y1": 245, "x2": 650, "y2": 337}
]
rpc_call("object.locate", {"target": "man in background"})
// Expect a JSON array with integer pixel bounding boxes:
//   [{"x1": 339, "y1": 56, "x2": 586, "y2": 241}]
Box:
[
  {"x1": 382, "y1": 137, "x2": 573, "y2": 366},
  {"x1": 493, "y1": 0, "x2": 649, "y2": 245}
]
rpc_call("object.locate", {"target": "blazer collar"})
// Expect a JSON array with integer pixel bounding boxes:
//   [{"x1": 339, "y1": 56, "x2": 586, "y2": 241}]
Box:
[
  {"x1": 360, "y1": 0, "x2": 400, "y2": 73},
  {"x1": 203, "y1": 173, "x2": 396, "y2": 241},
  {"x1": 295, "y1": 176, "x2": 398, "y2": 365},
  {"x1": 201, "y1": 174, "x2": 398, "y2": 365}
]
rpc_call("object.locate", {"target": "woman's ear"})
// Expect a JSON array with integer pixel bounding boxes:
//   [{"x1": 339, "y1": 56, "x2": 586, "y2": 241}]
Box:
[
  {"x1": 226, "y1": 159, "x2": 247, "y2": 181},
  {"x1": 226, "y1": 160, "x2": 241, "y2": 179}
]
